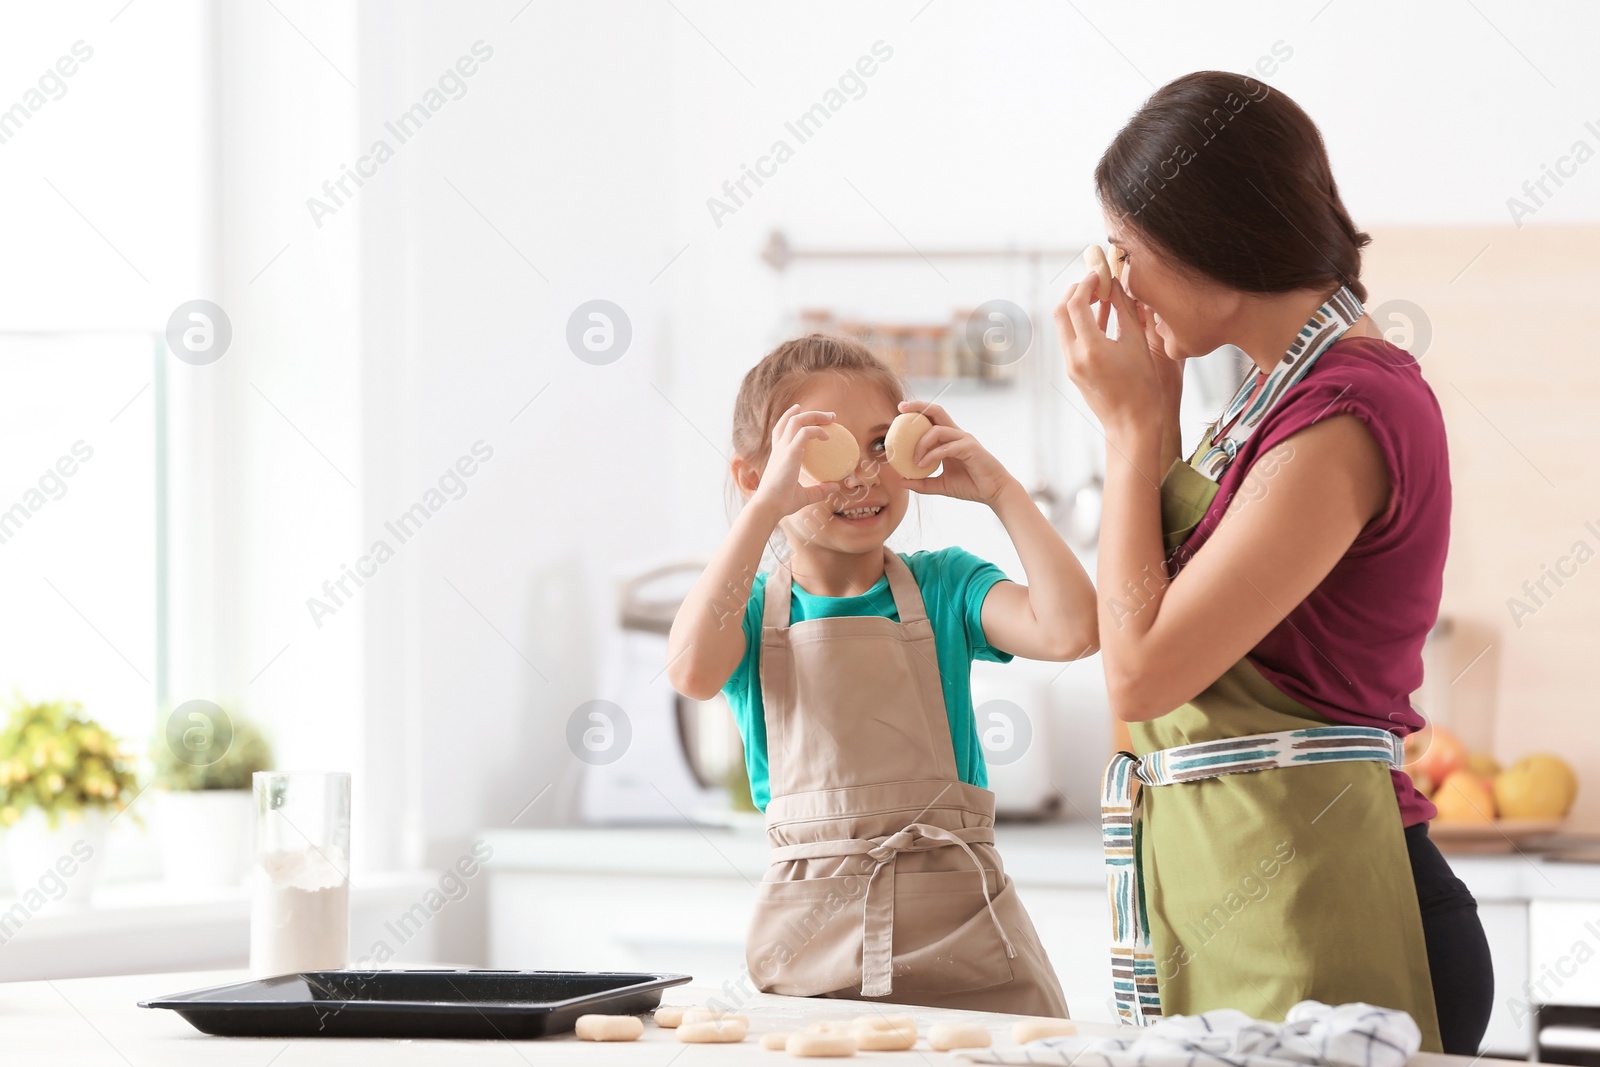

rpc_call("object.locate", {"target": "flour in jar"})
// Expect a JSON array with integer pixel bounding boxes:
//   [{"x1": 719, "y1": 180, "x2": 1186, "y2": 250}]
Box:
[{"x1": 249, "y1": 846, "x2": 349, "y2": 976}]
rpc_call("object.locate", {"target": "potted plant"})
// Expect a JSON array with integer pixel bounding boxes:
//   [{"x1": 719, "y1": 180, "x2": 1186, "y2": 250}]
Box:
[
  {"x1": 0, "y1": 696, "x2": 138, "y2": 905},
  {"x1": 151, "y1": 704, "x2": 273, "y2": 888}
]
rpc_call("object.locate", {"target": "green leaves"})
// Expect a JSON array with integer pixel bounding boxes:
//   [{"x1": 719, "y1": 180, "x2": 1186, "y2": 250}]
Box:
[{"x1": 0, "y1": 695, "x2": 138, "y2": 830}]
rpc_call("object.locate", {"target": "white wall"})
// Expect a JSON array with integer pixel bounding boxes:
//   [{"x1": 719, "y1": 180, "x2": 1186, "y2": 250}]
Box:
[
  {"x1": 5, "y1": 0, "x2": 1599, "y2": 961},
  {"x1": 354, "y1": 0, "x2": 1600, "y2": 859}
]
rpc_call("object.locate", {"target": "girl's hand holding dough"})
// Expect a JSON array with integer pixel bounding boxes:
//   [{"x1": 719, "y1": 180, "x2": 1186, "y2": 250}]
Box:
[
  {"x1": 749, "y1": 404, "x2": 847, "y2": 519},
  {"x1": 891, "y1": 400, "x2": 1016, "y2": 506},
  {"x1": 800, "y1": 421, "x2": 861, "y2": 484},
  {"x1": 884, "y1": 412, "x2": 939, "y2": 479}
]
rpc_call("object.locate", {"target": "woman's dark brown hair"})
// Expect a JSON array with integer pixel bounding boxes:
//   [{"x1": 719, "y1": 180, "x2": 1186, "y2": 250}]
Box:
[{"x1": 1094, "y1": 71, "x2": 1371, "y2": 304}]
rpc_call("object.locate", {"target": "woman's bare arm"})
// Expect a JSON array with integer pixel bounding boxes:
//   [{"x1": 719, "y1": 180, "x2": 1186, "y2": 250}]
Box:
[{"x1": 1096, "y1": 413, "x2": 1389, "y2": 720}]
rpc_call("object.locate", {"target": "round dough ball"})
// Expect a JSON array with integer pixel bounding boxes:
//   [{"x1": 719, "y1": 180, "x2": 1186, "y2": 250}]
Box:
[
  {"x1": 1084, "y1": 243, "x2": 1113, "y2": 302},
  {"x1": 884, "y1": 412, "x2": 938, "y2": 479},
  {"x1": 801, "y1": 423, "x2": 860, "y2": 483}
]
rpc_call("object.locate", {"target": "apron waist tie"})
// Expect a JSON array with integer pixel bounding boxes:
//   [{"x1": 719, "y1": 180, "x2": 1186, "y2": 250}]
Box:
[
  {"x1": 769, "y1": 823, "x2": 1013, "y2": 997},
  {"x1": 1102, "y1": 725, "x2": 1404, "y2": 1028}
]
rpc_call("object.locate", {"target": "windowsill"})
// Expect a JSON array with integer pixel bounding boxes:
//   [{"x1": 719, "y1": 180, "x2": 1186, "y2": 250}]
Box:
[{"x1": 0, "y1": 871, "x2": 441, "y2": 982}]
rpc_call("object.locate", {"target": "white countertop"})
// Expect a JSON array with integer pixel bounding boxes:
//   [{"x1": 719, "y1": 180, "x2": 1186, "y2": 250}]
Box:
[
  {"x1": 0, "y1": 968, "x2": 1534, "y2": 1066},
  {"x1": 482, "y1": 823, "x2": 1600, "y2": 902}
]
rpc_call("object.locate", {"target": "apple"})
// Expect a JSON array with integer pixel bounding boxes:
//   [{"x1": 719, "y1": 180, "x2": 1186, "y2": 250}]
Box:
[
  {"x1": 1406, "y1": 724, "x2": 1466, "y2": 788},
  {"x1": 1466, "y1": 752, "x2": 1501, "y2": 782},
  {"x1": 1494, "y1": 754, "x2": 1578, "y2": 819},
  {"x1": 1433, "y1": 770, "x2": 1497, "y2": 823}
]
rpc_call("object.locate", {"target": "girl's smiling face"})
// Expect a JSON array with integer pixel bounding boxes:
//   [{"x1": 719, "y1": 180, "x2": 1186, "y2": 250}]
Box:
[{"x1": 775, "y1": 373, "x2": 910, "y2": 556}]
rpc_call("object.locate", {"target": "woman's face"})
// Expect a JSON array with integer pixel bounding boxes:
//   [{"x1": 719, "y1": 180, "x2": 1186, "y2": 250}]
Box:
[{"x1": 1104, "y1": 211, "x2": 1242, "y2": 361}]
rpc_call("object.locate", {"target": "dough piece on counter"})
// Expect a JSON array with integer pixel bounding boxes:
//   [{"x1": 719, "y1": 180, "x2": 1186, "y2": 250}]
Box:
[
  {"x1": 1012, "y1": 1017, "x2": 1077, "y2": 1043},
  {"x1": 929, "y1": 1022, "x2": 991, "y2": 1051},
  {"x1": 884, "y1": 412, "x2": 938, "y2": 480},
  {"x1": 575, "y1": 1014, "x2": 644, "y2": 1041},
  {"x1": 807, "y1": 1019, "x2": 855, "y2": 1035},
  {"x1": 851, "y1": 1014, "x2": 918, "y2": 1050},
  {"x1": 801, "y1": 423, "x2": 860, "y2": 483},
  {"x1": 787, "y1": 1031, "x2": 858, "y2": 1057},
  {"x1": 653, "y1": 1005, "x2": 688, "y2": 1028},
  {"x1": 761, "y1": 1031, "x2": 794, "y2": 1050},
  {"x1": 678, "y1": 1017, "x2": 750, "y2": 1044},
  {"x1": 1084, "y1": 244, "x2": 1113, "y2": 303}
]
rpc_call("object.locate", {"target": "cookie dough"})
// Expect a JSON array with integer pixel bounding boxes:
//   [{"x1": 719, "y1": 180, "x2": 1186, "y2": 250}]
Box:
[
  {"x1": 787, "y1": 1031, "x2": 858, "y2": 1057},
  {"x1": 851, "y1": 1014, "x2": 918, "y2": 1050},
  {"x1": 1084, "y1": 243, "x2": 1113, "y2": 302},
  {"x1": 801, "y1": 423, "x2": 860, "y2": 483},
  {"x1": 574, "y1": 1014, "x2": 644, "y2": 1041},
  {"x1": 678, "y1": 1017, "x2": 749, "y2": 1043},
  {"x1": 1107, "y1": 244, "x2": 1125, "y2": 281},
  {"x1": 929, "y1": 1022, "x2": 991, "y2": 1051},
  {"x1": 1012, "y1": 1018, "x2": 1077, "y2": 1043},
  {"x1": 884, "y1": 412, "x2": 938, "y2": 479}
]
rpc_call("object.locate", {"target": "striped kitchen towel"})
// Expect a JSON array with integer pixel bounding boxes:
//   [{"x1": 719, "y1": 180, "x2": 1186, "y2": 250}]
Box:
[{"x1": 957, "y1": 1001, "x2": 1422, "y2": 1067}]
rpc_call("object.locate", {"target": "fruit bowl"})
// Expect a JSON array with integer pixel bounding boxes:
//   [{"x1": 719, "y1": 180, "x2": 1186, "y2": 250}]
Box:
[{"x1": 1428, "y1": 818, "x2": 1566, "y2": 853}]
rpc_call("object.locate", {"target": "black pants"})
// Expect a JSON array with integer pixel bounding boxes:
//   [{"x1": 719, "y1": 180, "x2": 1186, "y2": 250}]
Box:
[{"x1": 1407, "y1": 822, "x2": 1494, "y2": 1055}]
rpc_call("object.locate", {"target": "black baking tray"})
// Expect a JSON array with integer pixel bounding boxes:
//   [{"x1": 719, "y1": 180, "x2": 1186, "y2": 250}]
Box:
[{"x1": 140, "y1": 969, "x2": 693, "y2": 1039}]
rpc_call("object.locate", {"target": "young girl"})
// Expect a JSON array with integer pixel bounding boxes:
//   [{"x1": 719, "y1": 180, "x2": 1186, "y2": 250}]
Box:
[{"x1": 667, "y1": 334, "x2": 1097, "y2": 1016}]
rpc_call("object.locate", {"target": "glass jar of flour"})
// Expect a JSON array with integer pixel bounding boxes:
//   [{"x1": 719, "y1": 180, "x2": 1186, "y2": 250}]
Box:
[{"x1": 249, "y1": 771, "x2": 350, "y2": 976}]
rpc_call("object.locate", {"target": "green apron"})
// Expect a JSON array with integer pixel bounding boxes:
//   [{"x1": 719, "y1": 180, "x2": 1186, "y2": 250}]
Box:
[{"x1": 1121, "y1": 414, "x2": 1443, "y2": 1051}]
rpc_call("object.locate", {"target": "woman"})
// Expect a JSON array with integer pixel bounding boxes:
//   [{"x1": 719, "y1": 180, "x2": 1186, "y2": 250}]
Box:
[{"x1": 1056, "y1": 71, "x2": 1493, "y2": 1054}]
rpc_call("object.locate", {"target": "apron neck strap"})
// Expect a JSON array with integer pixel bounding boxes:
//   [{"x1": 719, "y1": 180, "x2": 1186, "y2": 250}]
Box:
[
  {"x1": 1194, "y1": 285, "x2": 1364, "y2": 482},
  {"x1": 762, "y1": 547, "x2": 930, "y2": 630},
  {"x1": 881, "y1": 548, "x2": 930, "y2": 626}
]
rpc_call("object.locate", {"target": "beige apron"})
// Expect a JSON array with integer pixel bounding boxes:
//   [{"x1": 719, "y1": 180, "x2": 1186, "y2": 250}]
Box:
[{"x1": 746, "y1": 546, "x2": 1069, "y2": 1017}]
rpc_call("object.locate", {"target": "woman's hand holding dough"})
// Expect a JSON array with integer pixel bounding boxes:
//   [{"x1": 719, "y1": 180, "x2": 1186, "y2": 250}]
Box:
[
  {"x1": 892, "y1": 400, "x2": 1016, "y2": 506},
  {"x1": 1056, "y1": 260, "x2": 1178, "y2": 436},
  {"x1": 749, "y1": 404, "x2": 847, "y2": 521}
]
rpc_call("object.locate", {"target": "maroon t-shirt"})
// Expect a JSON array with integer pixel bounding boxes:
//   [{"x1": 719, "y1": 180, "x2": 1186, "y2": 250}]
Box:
[{"x1": 1170, "y1": 336, "x2": 1450, "y2": 826}]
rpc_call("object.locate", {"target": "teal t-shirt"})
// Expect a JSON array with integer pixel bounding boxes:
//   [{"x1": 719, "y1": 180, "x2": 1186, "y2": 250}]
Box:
[{"x1": 721, "y1": 547, "x2": 1015, "y2": 811}]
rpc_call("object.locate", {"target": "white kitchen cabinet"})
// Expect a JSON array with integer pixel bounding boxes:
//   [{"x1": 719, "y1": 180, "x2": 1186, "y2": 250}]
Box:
[
  {"x1": 482, "y1": 825, "x2": 1595, "y2": 1053},
  {"x1": 488, "y1": 872, "x2": 754, "y2": 990},
  {"x1": 1477, "y1": 901, "x2": 1531, "y2": 1056},
  {"x1": 1011, "y1": 886, "x2": 1117, "y2": 1023},
  {"x1": 1530, "y1": 899, "x2": 1600, "y2": 1007}
]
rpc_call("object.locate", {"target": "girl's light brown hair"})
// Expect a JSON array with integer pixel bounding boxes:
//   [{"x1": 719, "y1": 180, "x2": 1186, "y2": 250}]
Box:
[{"x1": 730, "y1": 333, "x2": 904, "y2": 470}]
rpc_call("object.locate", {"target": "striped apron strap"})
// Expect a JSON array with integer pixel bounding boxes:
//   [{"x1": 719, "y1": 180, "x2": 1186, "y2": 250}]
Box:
[
  {"x1": 1101, "y1": 725, "x2": 1404, "y2": 1027},
  {"x1": 1102, "y1": 752, "x2": 1159, "y2": 1026}
]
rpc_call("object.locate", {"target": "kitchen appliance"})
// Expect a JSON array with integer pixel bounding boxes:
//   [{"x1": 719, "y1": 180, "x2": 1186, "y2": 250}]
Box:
[
  {"x1": 140, "y1": 969, "x2": 691, "y2": 1039},
  {"x1": 971, "y1": 660, "x2": 1062, "y2": 820},
  {"x1": 579, "y1": 562, "x2": 739, "y2": 824}
]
